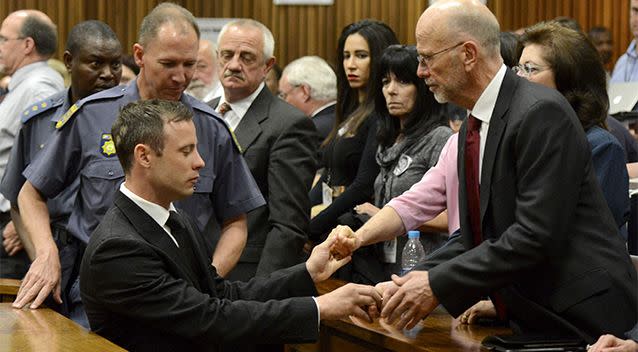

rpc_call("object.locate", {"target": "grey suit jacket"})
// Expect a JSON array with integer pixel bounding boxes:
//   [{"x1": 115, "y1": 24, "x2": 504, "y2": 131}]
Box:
[
  {"x1": 211, "y1": 88, "x2": 319, "y2": 279},
  {"x1": 80, "y1": 191, "x2": 319, "y2": 352},
  {"x1": 415, "y1": 70, "x2": 637, "y2": 343}
]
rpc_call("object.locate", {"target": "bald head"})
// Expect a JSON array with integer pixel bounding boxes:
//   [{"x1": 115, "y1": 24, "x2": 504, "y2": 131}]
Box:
[
  {"x1": 7, "y1": 10, "x2": 57, "y2": 57},
  {"x1": 417, "y1": 0, "x2": 500, "y2": 58}
]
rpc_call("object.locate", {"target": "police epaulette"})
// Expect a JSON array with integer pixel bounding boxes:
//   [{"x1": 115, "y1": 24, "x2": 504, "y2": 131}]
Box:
[
  {"x1": 55, "y1": 87, "x2": 125, "y2": 129},
  {"x1": 21, "y1": 94, "x2": 64, "y2": 124}
]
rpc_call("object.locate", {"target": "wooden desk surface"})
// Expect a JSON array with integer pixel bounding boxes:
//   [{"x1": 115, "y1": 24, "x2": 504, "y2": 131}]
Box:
[
  {"x1": 292, "y1": 279, "x2": 511, "y2": 352},
  {"x1": 0, "y1": 303, "x2": 125, "y2": 352}
]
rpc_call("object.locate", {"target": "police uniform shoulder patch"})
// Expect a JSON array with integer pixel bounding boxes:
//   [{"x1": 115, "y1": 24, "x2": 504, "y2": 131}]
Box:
[
  {"x1": 100, "y1": 133, "x2": 117, "y2": 157},
  {"x1": 55, "y1": 87, "x2": 125, "y2": 130},
  {"x1": 21, "y1": 94, "x2": 65, "y2": 124}
]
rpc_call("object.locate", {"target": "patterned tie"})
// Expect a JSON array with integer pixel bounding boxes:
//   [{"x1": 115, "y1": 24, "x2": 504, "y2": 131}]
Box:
[
  {"x1": 218, "y1": 102, "x2": 232, "y2": 116},
  {"x1": 464, "y1": 114, "x2": 507, "y2": 321}
]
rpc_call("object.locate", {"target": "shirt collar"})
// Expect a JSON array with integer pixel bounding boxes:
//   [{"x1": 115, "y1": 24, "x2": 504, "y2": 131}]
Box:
[
  {"x1": 50, "y1": 88, "x2": 73, "y2": 123},
  {"x1": 119, "y1": 183, "x2": 176, "y2": 228},
  {"x1": 218, "y1": 82, "x2": 265, "y2": 119},
  {"x1": 311, "y1": 101, "x2": 336, "y2": 117},
  {"x1": 8, "y1": 61, "x2": 49, "y2": 91},
  {"x1": 470, "y1": 64, "x2": 507, "y2": 125},
  {"x1": 627, "y1": 40, "x2": 638, "y2": 58}
]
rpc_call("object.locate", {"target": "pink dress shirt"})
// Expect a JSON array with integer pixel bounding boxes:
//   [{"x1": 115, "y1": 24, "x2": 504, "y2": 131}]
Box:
[{"x1": 387, "y1": 133, "x2": 460, "y2": 234}]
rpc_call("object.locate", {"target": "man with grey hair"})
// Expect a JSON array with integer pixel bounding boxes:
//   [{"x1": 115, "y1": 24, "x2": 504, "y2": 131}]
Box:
[
  {"x1": 210, "y1": 19, "x2": 319, "y2": 281},
  {"x1": 0, "y1": 9, "x2": 63, "y2": 279},
  {"x1": 13, "y1": 3, "x2": 264, "y2": 321},
  {"x1": 186, "y1": 39, "x2": 222, "y2": 103},
  {"x1": 332, "y1": 0, "x2": 636, "y2": 343},
  {"x1": 279, "y1": 56, "x2": 336, "y2": 140}
]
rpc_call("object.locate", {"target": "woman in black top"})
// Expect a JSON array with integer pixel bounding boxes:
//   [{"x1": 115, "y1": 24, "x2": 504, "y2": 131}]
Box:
[{"x1": 309, "y1": 20, "x2": 399, "y2": 241}]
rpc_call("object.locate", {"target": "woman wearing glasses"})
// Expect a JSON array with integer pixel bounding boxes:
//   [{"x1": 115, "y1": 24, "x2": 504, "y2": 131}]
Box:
[
  {"x1": 309, "y1": 20, "x2": 398, "y2": 242},
  {"x1": 459, "y1": 21, "x2": 630, "y2": 326}
]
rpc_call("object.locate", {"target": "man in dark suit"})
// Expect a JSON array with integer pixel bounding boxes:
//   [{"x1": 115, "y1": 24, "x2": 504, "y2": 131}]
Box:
[
  {"x1": 80, "y1": 99, "x2": 381, "y2": 352},
  {"x1": 331, "y1": 0, "x2": 637, "y2": 343},
  {"x1": 210, "y1": 19, "x2": 319, "y2": 280},
  {"x1": 279, "y1": 56, "x2": 337, "y2": 141}
]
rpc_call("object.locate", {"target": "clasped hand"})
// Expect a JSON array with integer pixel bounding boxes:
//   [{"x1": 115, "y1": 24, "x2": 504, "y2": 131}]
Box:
[{"x1": 328, "y1": 228, "x2": 439, "y2": 329}]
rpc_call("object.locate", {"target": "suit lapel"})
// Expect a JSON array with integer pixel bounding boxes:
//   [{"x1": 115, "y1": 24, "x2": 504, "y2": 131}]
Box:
[
  {"x1": 479, "y1": 70, "x2": 517, "y2": 223},
  {"x1": 114, "y1": 192, "x2": 201, "y2": 287},
  {"x1": 233, "y1": 88, "x2": 271, "y2": 151}
]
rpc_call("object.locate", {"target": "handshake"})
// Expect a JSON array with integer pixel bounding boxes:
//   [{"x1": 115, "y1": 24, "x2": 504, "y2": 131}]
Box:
[{"x1": 306, "y1": 226, "x2": 439, "y2": 330}]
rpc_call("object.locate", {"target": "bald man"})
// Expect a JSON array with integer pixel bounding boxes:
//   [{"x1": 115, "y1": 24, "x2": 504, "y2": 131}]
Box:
[
  {"x1": 333, "y1": 0, "x2": 636, "y2": 343},
  {"x1": 186, "y1": 39, "x2": 222, "y2": 103},
  {"x1": 0, "y1": 10, "x2": 63, "y2": 278}
]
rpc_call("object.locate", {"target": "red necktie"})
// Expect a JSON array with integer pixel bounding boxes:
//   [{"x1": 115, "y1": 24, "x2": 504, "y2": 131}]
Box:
[
  {"x1": 465, "y1": 114, "x2": 482, "y2": 246},
  {"x1": 464, "y1": 114, "x2": 507, "y2": 321},
  {"x1": 218, "y1": 102, "x2": 232, "y2": 116}
]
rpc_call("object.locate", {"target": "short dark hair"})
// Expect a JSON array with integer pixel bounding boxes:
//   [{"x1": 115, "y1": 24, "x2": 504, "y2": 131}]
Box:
[
  {"x1": 518, "y1": 22, "x2": 608, "y2": 130},
  {"x1": 374, "y1": 45, "x2": 446, "y2": 148},
  {"x1": 66, "y1": 20, "x2": 120, "y2": 56},
  {"x1": 499, "y1": 32, "x2": 520, "y2": 68},
  {"x1": 112, "y1": 99, "x2": 193, "y2": 173},
  {"x1": 588, "y1": 26, "x2": 610, "y2": 39},
  {"x1": 328, "y1": 19, "x2": 399, "y2": 145},
  {"x1": 138, "y1": 2, "x2": 200, "y2": 47},
  {"x1": 20, "y1": 15, "x2": 57, "y2": 57},
  {"x1": 553, "y1": 16, "x2": 582, "y2": 32},
  {"x1": 121, "y1": 54, "x2": 140, "y2": 75}
]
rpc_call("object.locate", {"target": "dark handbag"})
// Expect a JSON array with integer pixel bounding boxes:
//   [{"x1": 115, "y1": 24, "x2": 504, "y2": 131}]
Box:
[{"x1": 481, "y1": 334, "x2": 586, "y2": 352}]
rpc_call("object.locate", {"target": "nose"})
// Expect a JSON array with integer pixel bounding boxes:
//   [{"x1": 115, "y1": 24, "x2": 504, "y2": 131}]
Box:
[
  {"x1": 100, "y1": 64, "x2": 115, "y2": 81},
  {"x1": 386, "y1": 81, "x2": 397, "y2": 94},
  {"x1": 417, "y1": 64, "x2": 429, "y2": 79},
  {"x1": 171, "y1": 65, "x2": 187, "y2": 85},
  {"x1": 193, "y1": 148, "x2": 205, "y2": 170},
  {"x1": 226, "y1": 53, "x2": 242, "y2": 71},
  {"x1": 345, "y1": 56, "x2": 356, "y2": 70}
]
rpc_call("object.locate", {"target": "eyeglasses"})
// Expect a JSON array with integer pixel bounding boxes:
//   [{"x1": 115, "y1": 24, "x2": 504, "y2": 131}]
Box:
[
  {"x1": 417, "y1": 42, "x2": 465, "y2": 68},
  {"x1": 278, "y1": 84, "x2": 301, "y2": 100},
  {"x1": 0, "y1": 35, "x2": 25, "y2": 44},
  {"x1": 513, "y1": 63, "x2": 550, "y2": 78}
]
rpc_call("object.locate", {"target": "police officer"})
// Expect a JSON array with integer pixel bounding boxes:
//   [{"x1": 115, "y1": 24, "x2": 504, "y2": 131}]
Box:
[
  {"x1": 12, "y1": 2, "x2": 264, "y2": 319},
  {"x1": 0, "y1": 20, "x2": 122, "y2": 325}
]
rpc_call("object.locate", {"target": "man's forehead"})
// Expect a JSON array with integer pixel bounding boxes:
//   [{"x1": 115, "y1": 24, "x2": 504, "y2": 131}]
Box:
[{"x1": 219, "y1": 26, "x2": 263, "y2": 51}]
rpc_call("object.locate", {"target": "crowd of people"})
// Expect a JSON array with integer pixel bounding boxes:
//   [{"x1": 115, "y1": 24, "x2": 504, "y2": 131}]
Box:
[{"x1": 0, "y1": 0, "x2": 636, "y2": 351}]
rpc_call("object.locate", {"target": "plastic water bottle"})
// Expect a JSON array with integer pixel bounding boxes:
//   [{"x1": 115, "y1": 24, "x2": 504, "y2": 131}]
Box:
[{"x1": 401, "y1": 230, "x2": 427, "y2": 275}]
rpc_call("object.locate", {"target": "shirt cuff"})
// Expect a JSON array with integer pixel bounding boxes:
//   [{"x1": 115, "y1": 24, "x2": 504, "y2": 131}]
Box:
[{"x1": 312, "y1": 296, "x2": 320, "y2": 330}]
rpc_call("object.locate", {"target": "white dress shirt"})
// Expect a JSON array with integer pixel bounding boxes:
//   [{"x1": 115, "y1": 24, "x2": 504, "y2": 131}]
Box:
[
  {"x1": 119, "y1": 183, "x2": 180, "y2": 247},
  {"x1": 216, "y1": 82, "x2": 266, "y2": 131},
  {"x1": 469, "y1": 64, "x2": 507, "y2": 182}
]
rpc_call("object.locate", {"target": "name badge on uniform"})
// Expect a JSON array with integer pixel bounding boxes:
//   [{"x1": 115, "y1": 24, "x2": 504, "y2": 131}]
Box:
[
  {"x1": 393, "y1": 154, "x2": 413, "y2": 176},
  {"x1": 321, "y1": 182, "x2": 333, "y2": 206},
  {"x1": 382, "y1": 238, "x2": 397, "y2": 263}
]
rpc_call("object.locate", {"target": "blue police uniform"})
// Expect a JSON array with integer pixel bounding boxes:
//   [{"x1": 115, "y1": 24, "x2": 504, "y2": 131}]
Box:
[
  {"x1": 23, "y1": 82, "x2": 264, "y2": 327},
  {"x1": 0, "y1": 89, "x2": 84, "y2": 323},
  {"x1": 25, "y1": 81, "x2": 264, "y2": 246}
]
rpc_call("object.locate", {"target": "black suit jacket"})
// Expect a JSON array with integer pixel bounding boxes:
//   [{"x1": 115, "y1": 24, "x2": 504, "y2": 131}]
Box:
[
  {"x1": 312, "y1": 103, "x2": 335, "y2": 141},
  {"x1": 211, "y1": 88, "x2": 319, "y2": 279},
  {"x1": 80, "y1": 192, "x2": 318, "y2": 352},
  {"x1": 415, "y1": 70, "x2": 637, "y2": 342}
]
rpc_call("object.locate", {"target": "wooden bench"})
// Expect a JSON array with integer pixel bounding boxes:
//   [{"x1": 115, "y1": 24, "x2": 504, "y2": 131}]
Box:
[{"x1": 0, "y1": 278, "x2": 20, "y2": 302}]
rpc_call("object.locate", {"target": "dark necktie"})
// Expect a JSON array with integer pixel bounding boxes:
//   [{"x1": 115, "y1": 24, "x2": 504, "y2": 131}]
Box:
[
  {"x1": 465, "y1": 114, "x2": 482, "y2": 246},
  {"x1": 464, "y1": 115, "x2": 507, "y2": 321},
  {"x1": 166, "y1": 211, "x2": 200, "y2": 276}
]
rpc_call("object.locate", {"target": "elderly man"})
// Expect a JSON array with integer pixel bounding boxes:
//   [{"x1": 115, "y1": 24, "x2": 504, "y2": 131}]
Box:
[
  {"x1": 210, "y1": 20, "x2": 319, "y2": 281},
  {"x1": 279, "y1": 56, "x2": 336, "y2": 140},
  {"x1": 0, "y1": 10, "x2": 63, "y2": 277},
  {"x1": 80, "y1": 99, "x2": 380, "y2": 352},
  {"x1": 334, "y1": 0, "x2": 636, "y2": 343},
  {"x1": 13, "y1": 3, "x2": 264, "y2": 320},
  {"x1": 186, "y1": 39, "x2": 222, "y2": 103}
]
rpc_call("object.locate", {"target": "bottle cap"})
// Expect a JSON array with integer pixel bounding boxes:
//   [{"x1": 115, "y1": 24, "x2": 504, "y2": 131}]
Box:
[{"x1": 408, "y1": 230, "x2": 420, "y2": 239}]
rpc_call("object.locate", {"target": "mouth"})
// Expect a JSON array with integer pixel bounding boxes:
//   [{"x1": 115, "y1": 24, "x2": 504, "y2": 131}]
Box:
[{"x1": 347, "y1": 75, "x2": 359, "y2": 81}]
